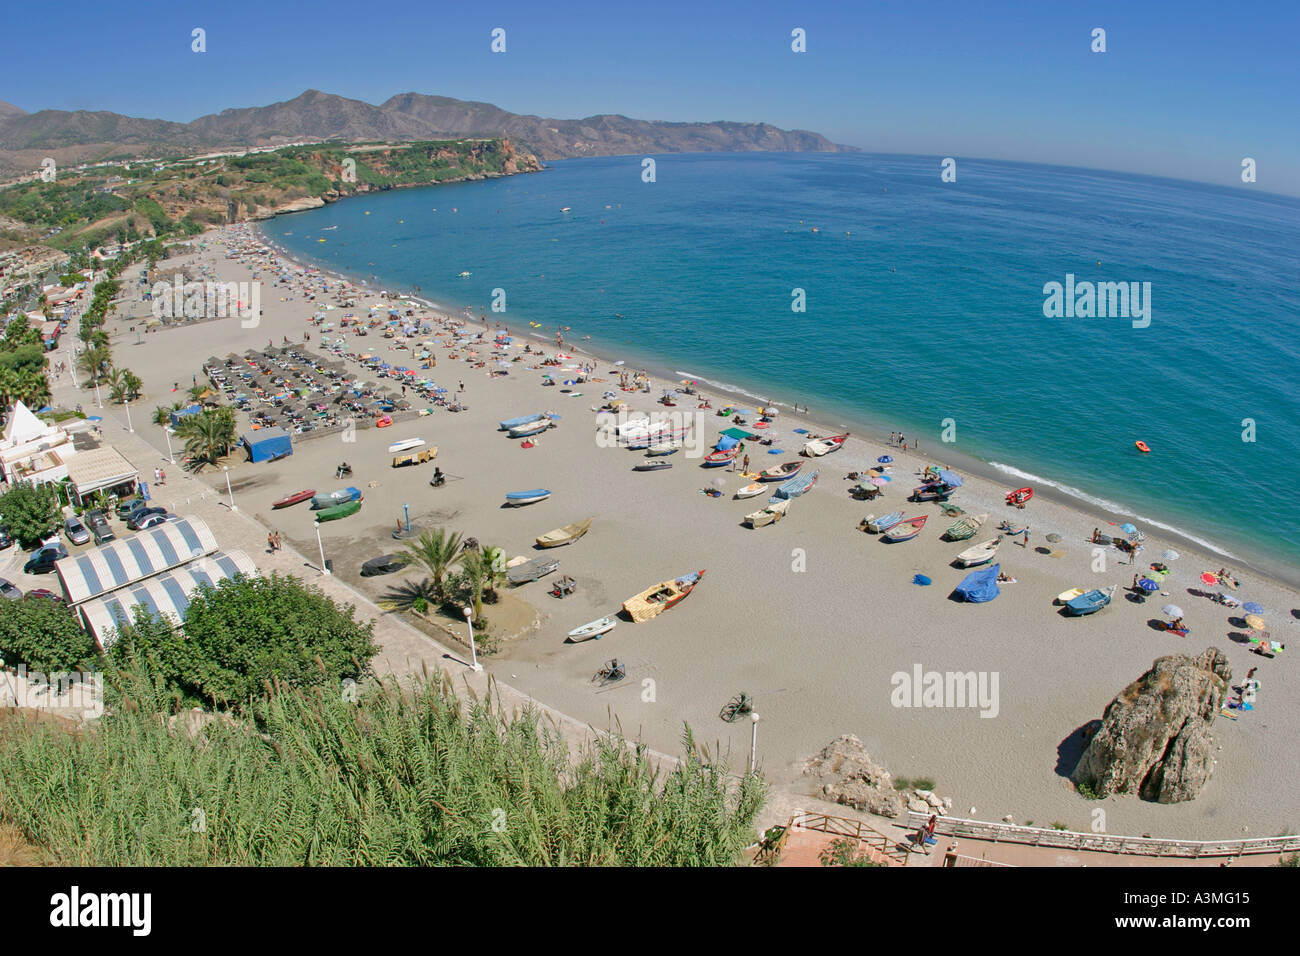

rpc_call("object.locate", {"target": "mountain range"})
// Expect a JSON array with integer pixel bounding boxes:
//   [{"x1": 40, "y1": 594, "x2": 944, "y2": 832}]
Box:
[{"x1": 0, "y1": 90, "x2": 850, "y2": 175}]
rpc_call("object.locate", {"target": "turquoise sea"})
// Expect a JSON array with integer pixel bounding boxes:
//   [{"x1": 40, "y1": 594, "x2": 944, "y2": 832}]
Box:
[{"x1": 271, "y1": 153, "x2": 1300, "y2": 580}]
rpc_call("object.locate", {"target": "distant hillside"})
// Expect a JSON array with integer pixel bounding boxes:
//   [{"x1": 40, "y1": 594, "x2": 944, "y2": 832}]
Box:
[{"x1": 0, "y1": 89, "x2": 852, "y2": 175}]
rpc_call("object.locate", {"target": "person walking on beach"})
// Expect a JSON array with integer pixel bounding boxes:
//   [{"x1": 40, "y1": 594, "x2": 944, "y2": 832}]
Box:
[
  {"x1": 742, "y1": 454, "x2": 750, "y2": 475},
  {"x1": 1022, "y1": 528, "x2": 1030, "y2": 548},
  {"x1": 268, "y1": 532, "x2": 275, "y2": 554},
  {"x1": 1129, "y1": 546, "x2": 1137, "y2": 565},
  {"x1": 274, "y1": 531, "x2": 282, "y2": 552},
  {"x1": 159, "y1": 468, "x2": 166, "y2": 485},
  {"x1": 154, "y1": 467, "x2": 162, "y2": 484}
]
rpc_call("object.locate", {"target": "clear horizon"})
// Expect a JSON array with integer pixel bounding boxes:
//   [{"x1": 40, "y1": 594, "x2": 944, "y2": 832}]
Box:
[{"x1": 2, "y1": 0, "x2": 1297, "y2": 196}]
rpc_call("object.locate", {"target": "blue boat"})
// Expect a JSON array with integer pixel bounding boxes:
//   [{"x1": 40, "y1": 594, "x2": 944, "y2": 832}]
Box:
[
  {"x1": 508, "y1": 420, "x2": 552, "y2": 438},
  {"x1": 1065, "y1": 585, "x2": 1117, "y2": 616},
  {"x1": 505, "y1": 488, "x2": 551, "y2": 506},
  {"x1": 770, "y1": 470, "x2": 819, "y2": 502},
  {"x1": 311, "y1": 486, "x2": 361, "y2": 509},
  {"x1": 955, "y1": 563, "x2": 1001, "y2": 603},
  {"x1": 865, "y1": 511, "x2": 904, "y2": 533},
  {"x1": 499, "y1": 412, "x2": 547, "y2": 432}
]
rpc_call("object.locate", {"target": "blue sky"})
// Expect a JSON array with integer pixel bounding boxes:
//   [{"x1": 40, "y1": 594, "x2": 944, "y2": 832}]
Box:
[{"x1": 5, "y1": 0, "x2": 1298, "y2": 194}]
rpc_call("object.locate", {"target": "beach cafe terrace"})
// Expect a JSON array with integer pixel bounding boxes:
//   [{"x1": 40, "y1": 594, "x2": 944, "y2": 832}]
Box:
[
  {"x1": 80, "y1": 549, "x2": 258, "y2": 650},
  {"x1": 62, "y1": 445, "x2": 139, "y2": 505},
  {"x1": 55, "y1": 516, "x2": 219, "y2": 605}
]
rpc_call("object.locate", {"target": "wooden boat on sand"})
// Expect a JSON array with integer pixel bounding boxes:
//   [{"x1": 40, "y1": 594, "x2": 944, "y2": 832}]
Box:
[
  {"x1": 760, "y1": 460, "x2": 802, "y2": 482},
  {"x1": 863, "y1": 511, "x2": 904, "y2": 533},
  {"x1": 315, "y1": 499, "x2": 362, "y2": 522},
  {"x1": 801, "y1": 432, "x2": 849, "y2": 457},
  {"x1": 622, "y1": 570, "x2": 705, "y2": 622},
  {"x1": 955, "y1": 537, "x2": 1001, "y2": 567},
  {"x1": 944, "y1": 513, "x2": 988, "y2": 541},
  {"x1": 1065, "y1": 585, "x2": 1117, "y2": 616},
  {"x1": 745, "y1": 498, "x2": 791, "y2": 528},
  {"x1": 735, "y1": 482, "x2": 766, "y2": 499},
  {"x1": 535, "y1": 517, "x2": 593, "y2": 548},
  {"x1": 770, "y1": 469, "x2": 818, "y2": 502},
  {"x1": 272, "y1": 488, "x2": 315, "y2": 509},
  {"x1": 882, "y1": 514, "x2": 928, "y2": 542},
  {"x1": 566, "y1": 617, "x2": 618, "y2": 642},
  {"x1": 702, "y1": 448, "x2": 739, "y2": 468},
  {"x1": 505, "y1": 489, "x2": 551, "y2": 506},
  {"x1": 1056, "y1": 587, "x2": 1086, "y2": 605},
  {"x1": 633, "y1": 461, "x2": 672, "y2": 472},
  {"x1": 387, "y1": 437, "x2": 426, "y2": 454},
  {"x1": 507, "y1": 557, "x2": 560, "y2": 585},
  {"x1": 312, "y1": 487, "x2": 361, "y2": 509}
]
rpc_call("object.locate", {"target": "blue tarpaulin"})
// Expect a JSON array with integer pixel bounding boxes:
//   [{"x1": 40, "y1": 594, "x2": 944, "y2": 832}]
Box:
[
  {"x1": 168, "y1": 404, "x2": 202, "y2": 427},
  {"x1": 938, "y1": 469, "x2": 963, "y2": 488},
  {"x1": 955, "y1": 563, "x2": 1001, "y2": 603},
  {"x1": 241, "y1": 427, "x2": 293, "y2": 463},
  {"x1": 715, "y1": 435, "x2": 740, "y2": 451}
]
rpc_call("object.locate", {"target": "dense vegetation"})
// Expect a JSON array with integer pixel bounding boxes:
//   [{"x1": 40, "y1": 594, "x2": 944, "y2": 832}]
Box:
[
  {"x1": 0, "y1": 664, "x2": 764, "y2": 865},
  {"x1": 0, "y1": 480, "x2": 61, "y2": 549},
  {"x1": 0, "y1": 596, "x2": 97, "y2": 673}
]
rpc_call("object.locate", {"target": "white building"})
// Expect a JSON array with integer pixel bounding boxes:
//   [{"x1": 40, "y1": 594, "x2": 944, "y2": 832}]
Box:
[{"x1": 0, "y1": 402, "x2": 79, "y2": 488}]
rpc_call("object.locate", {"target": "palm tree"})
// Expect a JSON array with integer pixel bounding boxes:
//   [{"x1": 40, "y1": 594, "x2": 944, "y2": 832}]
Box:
[
  {"x1": 78, "y1": 347, "x2": 111, "y2": 386},
  {"x1": 457, "y1": 548, "x2": 490, "y2": 627},
  {"x1": 479, "y1": 545, "x2": 507, "y2": 603},
  {"x1": 152, "y1": 401, "x2": 182, "y2": 426},
  {"x1": 174, "y1": 407, "x2": 236, "y2": 470},
  {"x1": 402, "y1": 528, "x2": 464, "y2": 598}
]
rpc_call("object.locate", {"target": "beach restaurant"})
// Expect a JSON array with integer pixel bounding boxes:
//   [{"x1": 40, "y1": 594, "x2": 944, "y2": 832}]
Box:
[{"x1": 62, "y1": 445, "x2": 139, "y2": 505}]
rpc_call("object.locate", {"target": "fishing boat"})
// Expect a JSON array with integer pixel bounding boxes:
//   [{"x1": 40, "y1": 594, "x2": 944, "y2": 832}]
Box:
[
  {"x1": 735, "y1": 482, "x2": 766, "y2": 499},
  {"x1": 760, "y1": 460, "x2": 802, "y2": 482},
  {"x1": 944, "y1": 513, "x2": 988, "y2": 541},
  {"x1": 910, "y1": 481, "x2": 954, "y2": 503},
  {"x1": 387, "y1": 437, "x2": 425, "y2": 454},
  {"x1": 1056, "y1": 587, "x2": 1086, "y2": 605},
  {"x1": 509, "y1": 420, "x2": 552, "y2": 438},
  {"x1": 645, "y1": 443, "x2": 681, "y2": 456},
  {"x1": 702, "y1": 448, "x2": 738, "y2": 467},
  {"x1": 622, "y1": 570, "x2": 705, "y2": 622},
  {"x1": 1065, "y1": 585, "x2": 1117, "y2": 617},
  {"x1": 499, "y1": 412, "x2": 547, "y2": 432},
  {"x1": 535, "y1": 517, "x2": 593, "y2": 549},
  {"x1": 272, "y1": 488, "x2": 315, "y2": 509},
  {"x1": 955, "y1": 536, "x2": 1001, "y2": 567},
  {"x1": 311, "y1": 487, "x2": 361, "y2": 509},
  {"x1": 633, "y1": 460, "x2": 672, "y2": 472},
  {"x1": 882, "y1": 514, "x2": 928, "y2": 542},
  {"x1": 1006, "y1": 486, "x2": 1034, "y2": 505},
  {"x1": 392, "y1": 448, "x2": 437, "y2": 467},
  {"x1": 506, "y1": 557, "x2": 560, "y2": 585},
  {"x1": 745, "y1": 499, "x2": 791, "y2": 528},
  {"x1": 954, "y1": 563, "x2": 1001, "y2": 603},
  {"x1": 864, "y1": 511, "x2": 904, "y2": 533},
  {"x1": 625, "y1": 425, "x2": 690, "y2": 449},
  {"x1": 505, "y1": 488, "x2": 551, "y2": 506},
  {"x1": 566, "y1": 617, "x2": 617, "y2": 643},
  {"x1": 770, "y1": 469, "x2": 819, "y2": 501},
  {"x1": 315, "y1": 499, "x2": 362, "y2": 522},
  {"x1": 375, "y1": 415, "x2": 393, "y2": 428},
  {"x1": 1135, "y1": 441, "x2": 1151, "y2": 453},
  {"x1": 801, "y1": 433, "x2": 849, "y2": 457}
]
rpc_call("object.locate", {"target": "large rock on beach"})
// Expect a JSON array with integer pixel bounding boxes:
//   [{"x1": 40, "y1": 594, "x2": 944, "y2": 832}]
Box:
[
  {"x1": 1072, "y1": 648, "x2": 1230, "y2": 803},
  {"x1": 801, "y1": 734, "x2": 906, "y2": 817}
]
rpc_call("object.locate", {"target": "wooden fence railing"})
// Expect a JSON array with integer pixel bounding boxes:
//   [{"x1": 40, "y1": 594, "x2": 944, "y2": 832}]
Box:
[
  {"x1": 907, "y1": 812, "x2": 1300, "y2": 859},
  {"x1": 753, "y1": 811, "x2": 914, "y2": 866}
]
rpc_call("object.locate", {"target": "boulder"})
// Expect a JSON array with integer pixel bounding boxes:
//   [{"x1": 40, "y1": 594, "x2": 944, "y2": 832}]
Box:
[
  {"x1": 1071, "y1": 648, "x2": 1230, "y2": 803},
  {"x1": 801, "y1": 734, "x2": 905, "y2": 817}
]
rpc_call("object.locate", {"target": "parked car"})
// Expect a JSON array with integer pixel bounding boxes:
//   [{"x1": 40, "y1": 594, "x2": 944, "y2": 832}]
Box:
[
  {"x1": 0, "y1": 529, "x2": 12, "y2": 550},
  {"x1": 26, "y1": 588, "x2": 64, "y2": 603},
  {"x1": 133, "y1": 512, "x2": 171, "y2": 530},
  {"x1": 86, "y1": 509, "x2": 115, "y2": 545},
  {"x1": 127, "y1": 507, "x2": 168, "y2": 531},
  {"x1": 0, "y1": 577, "x2": 22, "y2": 600},
  {"x1": 23, "y1": 543, "x2": 68, "y2": 575},
  {"x1": 115, "y1": 497, "x2": 147, "y2": 521},
  {"x1": 63, "y1": 514, "x2": 91, "y2": 546}
]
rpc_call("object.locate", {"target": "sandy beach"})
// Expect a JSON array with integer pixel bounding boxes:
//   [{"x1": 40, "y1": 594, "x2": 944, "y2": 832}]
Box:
[{"x1": 65, "y1": 224, "x2": 1299, "y2": 843}]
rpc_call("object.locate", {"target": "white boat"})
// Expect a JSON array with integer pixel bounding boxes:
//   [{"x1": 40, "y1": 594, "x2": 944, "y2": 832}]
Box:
[
  {"x1": 566, "y1": 617, "x2": 617, "y2": 642},
  {"x1": 746, "y1": 498, "x2": 791, "y2": 528},
  {"x1": 734, "y1": 482, "x2": 766, "y2": 499},
  {"x1": 955, "y1": 537, "x2": 1002, "y2": 567},
  {"x1": 387, "y1": 437, "x2": 426, "y2": 454},
  {"x1": 457, "y1": 271, "x2": 471, "y2": 278}
]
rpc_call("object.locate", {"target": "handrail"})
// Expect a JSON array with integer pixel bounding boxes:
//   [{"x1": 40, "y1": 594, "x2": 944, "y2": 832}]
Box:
[{"x1": 907, "y1": 812, "x2": 1300, "y2": 858}]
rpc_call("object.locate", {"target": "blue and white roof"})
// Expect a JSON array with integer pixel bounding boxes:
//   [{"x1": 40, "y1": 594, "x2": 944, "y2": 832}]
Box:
[
  {"x1": 79, "y1": 549, "x2": 258, "y2": 648},
  {"x1": 55, "y1": 516, "x2": 219, "y2": 605}
]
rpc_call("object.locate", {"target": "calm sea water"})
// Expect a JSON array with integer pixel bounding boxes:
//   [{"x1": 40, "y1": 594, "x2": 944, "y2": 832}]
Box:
[{"x1": 272, "y1": 153, "x2": 1300, "y2": 576}]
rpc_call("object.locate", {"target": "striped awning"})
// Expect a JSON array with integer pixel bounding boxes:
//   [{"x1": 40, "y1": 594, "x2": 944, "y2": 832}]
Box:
[
  {"x1": 55, "y1": 516, "x2": 218, "y2": 605},
  {"x1": 80, "y1": 550, "x2": 258, "y2": 648}
]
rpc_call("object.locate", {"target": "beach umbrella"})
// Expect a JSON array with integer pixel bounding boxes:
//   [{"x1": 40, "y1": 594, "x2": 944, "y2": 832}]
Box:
[
  {"x1": 869, "y1": 476, "x2": 888, "y2": 486},
  {"x1": 877, "y1": 455, "x2": 893, "y2": 464},
  {"x1": 1046, "y1": 533, "x2": 1063, "y2": 543},
  {"x1": 1137, "y1": 578, "x2": 1159, "y2": 593},
  {"x1": 938, "y1": 469, "x2": 963, "y2": 488},
  {"x1": 1200, "y1": 572, "x2": 1219, "y2": 586},
  {"x1": 1245, "y1": 614, "x2": 1266, "y2": 631},
  {"x1": 1120, "y1": 522, "x2": 1138, "y2": 535},
  {"x1": 1162, "y1": 549, "x2": 1180, "y2": 561},
  {"x1": 1161, "y1": 604, "x2": 1184, "y2": 618},
  {"x1": 1242, "y1": 601, "x2": 1265, "y2": 615}
]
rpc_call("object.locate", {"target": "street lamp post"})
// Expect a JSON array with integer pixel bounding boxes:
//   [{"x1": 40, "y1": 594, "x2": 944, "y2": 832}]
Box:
[
  {"x1": 749, "y1": 712, "x2": 761, "y2": 773},
  {"x1": 463, "y1": 606, "x2": 482, "y2": 672},
  {"x1": 223, "y1": 465, "x2": 237, "y2": 511},
  {"x1": 163, "y1": 426, "x2": 175, "y2": 464},
  {"x1": 124, "y1": 397, "x2": 134, "y2": 432},
  {"x1": 316, "y1": 522, "x2": 330, "y2": 575}
]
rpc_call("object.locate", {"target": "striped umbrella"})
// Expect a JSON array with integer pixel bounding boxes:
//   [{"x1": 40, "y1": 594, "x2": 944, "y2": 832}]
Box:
[
  {"x1": 1137, "y1": 578, "x2": 1159, "y2": 592},
  {"x1": 877, "y1": 455, "x2": 893, "y2": 464}
]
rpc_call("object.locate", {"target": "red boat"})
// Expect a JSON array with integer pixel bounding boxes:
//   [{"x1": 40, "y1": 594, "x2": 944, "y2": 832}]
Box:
[
  {"x1": 272, "y1": 488, "x2": 316, "y2": 509},
  {"x1": 702, "y1": 448, "x2": 739, "y2": 467},
  {"x1": 1006, "y1": 487, "x2": 1034, "y2": 505}
]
